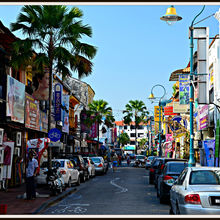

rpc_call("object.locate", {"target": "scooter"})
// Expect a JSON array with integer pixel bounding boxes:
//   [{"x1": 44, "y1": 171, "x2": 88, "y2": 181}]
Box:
[{"x1": 45, "y1": 163, "x2": 65, "y2": 196}]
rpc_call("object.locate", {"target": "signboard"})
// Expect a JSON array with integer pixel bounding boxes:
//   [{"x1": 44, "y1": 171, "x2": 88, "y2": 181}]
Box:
[
  {"x1": 209, "y1": 63, "x2": 214, "y2": 90},
  {"x1": 6, "y1": 75, "x2": 25, "y2": 123},
  {"x1": 173, "y1": 102, "x2": 189, "y2": 113},
  {"x1": 179, "y1": 74, "x2": 190, "y2": 105},
  {"x1": 199, "y1": 105, "x2": 209, "y2": 130},
  {"x1": 25, "y1": 93, "x2": 40, "y2": 130},
  {"x1": 154, "y1": 106, "x2": 162, "y2": 122},
  {"x1": 54, "y1": 83, "x2": 63, "y2": 121},
  {"x1": 48, "y1": 128, "x2": 62, "y2": 142},
  {"x1": 164, "y1": 106, "x2": 178, "y2": 116}
]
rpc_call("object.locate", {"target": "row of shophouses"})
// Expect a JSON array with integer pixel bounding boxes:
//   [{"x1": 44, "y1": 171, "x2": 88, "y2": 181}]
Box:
[
  {"x1": 146, "y1": 24, "x2": 220, "y2": 167},
  {"x1": 0, "y1": 21, "x2": 117, "y2": 188}
]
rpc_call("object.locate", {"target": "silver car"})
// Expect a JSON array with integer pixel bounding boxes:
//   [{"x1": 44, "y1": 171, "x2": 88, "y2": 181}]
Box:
[
  {"x1": 90, "y1": 156, "x2": 108, "y2": 174},
  {"x1": 170, "y1": 166, "x2": 220, "y2": 215}
]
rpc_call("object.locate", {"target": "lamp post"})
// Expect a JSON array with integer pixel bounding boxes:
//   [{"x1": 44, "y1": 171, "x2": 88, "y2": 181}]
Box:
[
  {"x1": 161, "y1": 5, "x2": 206, "y2": 167},
  {"x1": 148, "y1": 84, "x2": 166, "y2": 157}
]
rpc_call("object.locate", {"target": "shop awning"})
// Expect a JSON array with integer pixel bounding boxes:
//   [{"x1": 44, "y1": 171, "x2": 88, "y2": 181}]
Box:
[
  {"x1": 123, "y1": 146, "x2": 136, "y2": 150},
  {"x1": 169, "y1": 66, "x2": 190, "y2": 81}
]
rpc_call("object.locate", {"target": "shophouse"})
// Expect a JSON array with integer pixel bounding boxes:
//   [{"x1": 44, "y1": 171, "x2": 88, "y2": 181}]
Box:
[{"x1": 114, "y1": 121, "x2": 148, "y2": 154}]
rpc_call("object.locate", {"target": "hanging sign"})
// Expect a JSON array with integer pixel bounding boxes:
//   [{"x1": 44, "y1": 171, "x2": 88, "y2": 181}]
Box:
[{"x1": 54, "y1": 83, "x2": 63, "y2": 121}]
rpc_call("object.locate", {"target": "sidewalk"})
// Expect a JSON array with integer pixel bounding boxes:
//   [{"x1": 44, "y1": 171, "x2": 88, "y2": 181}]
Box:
[{"x1": 0, "y1": 183, "x2": 77, "y2": 215}]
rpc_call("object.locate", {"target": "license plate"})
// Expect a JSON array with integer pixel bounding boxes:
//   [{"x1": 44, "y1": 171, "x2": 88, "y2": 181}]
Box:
[
  {"x1": 210, "y1": 196, "x2": 220, "y2": 206},
  {"x1": 215, "y1": 199, "x2": 220, "y2": 203}
]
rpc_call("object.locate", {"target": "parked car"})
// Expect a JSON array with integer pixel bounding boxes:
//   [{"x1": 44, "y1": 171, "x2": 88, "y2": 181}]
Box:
[
  {"x1": 83, "y1": 157, "x2": 96, "y2": 179},
  {"x1": 134, "y1": 155, "x2": 146, "y2": 167},
  {"x1": 90, "y1": 156, "x2": 108, "y2": 174},
  {"x1": 149, "y1": 157, "x2": 164, "y2": 184},
  {"x1": 154, "y1": 158, "x2": 188, "y2": 189},
  {"x1": 69, "y1": 155, "x2": 89, "y2": 182},
  {"x1": 36, "y1": 159, "x2": 80, "y2": 187},
  {"x1": 170, "y1": 166, "x2": 220, "y2": 215},
  {"x1": 145, "y1": 156, "x2": 157, "y2": 169},
  {"x1": 129, "y1": 153, "x2": 136, "y2": 159},
  {"x1": 157, "y1": 161, "x2": 188, "y2": 203}
]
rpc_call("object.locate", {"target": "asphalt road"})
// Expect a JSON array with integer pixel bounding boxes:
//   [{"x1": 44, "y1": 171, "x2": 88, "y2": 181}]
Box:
[{"x1": 42, "y1": 162, "x2": 170, "y2": 216}]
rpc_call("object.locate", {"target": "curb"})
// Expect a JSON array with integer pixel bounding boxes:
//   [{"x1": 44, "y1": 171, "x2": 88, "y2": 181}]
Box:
[{"x1": 33, "y1": 187, "x2": 77, "y2": 214}]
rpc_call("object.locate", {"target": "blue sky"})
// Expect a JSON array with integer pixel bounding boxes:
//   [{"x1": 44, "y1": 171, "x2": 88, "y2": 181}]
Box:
[{"x1": 0, "y1": 3, "x2": 220, "y2": 121}]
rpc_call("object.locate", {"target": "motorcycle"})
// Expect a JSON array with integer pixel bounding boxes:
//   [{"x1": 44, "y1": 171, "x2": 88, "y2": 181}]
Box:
[{"x1": 45, "y1": 162, "x2": 65, "y2": 196}]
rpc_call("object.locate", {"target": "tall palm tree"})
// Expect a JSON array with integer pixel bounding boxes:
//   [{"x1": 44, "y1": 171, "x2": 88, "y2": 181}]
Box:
[
  {"x1": 86, "y1": 100, "x2": 115, "y2": 151},
  {"x1": 123, "y1": 100, "x2": 149, "y2": 154},
  {"x1": 10, "y1": 5, "x2": 97, "y2": 168}
]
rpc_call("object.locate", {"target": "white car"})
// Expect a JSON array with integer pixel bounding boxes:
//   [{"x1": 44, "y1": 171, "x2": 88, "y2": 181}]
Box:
[
  {"x1": 83, "y1": 157, "x2": 96, "y2": 178},
  {"x1": 170, "y1": 166, "x2": 220, "y2": 215},
  {"x1": 36, "y1": 159, "x2": 80, "y2": 187}
]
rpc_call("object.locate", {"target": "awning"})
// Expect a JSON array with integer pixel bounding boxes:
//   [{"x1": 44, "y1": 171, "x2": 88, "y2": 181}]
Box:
[
  {"x1": 123, "y1": 146, "x2": 136, "y2": 150},
  {"x1": 169, "y1": 66, "x2": 190, "y2": 81}
]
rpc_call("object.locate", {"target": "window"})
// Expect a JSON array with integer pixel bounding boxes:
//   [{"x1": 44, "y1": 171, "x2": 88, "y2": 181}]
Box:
[
  {"x1": 138, "y1": 125, "x2": 144, "y2": 129},
  {"x1": 130, "y1": 133, "x2": 136, "y2": 137},
  {"x1": 130, "y1": 125, "x2": 135, "y2": 130},
  {"x1": 176, "y1": 168, "x2": 188, "y2": 185},
  {"x1": 189, "y1": 170, "x2": 220, "y2": 185},
  {"x1": 130, "y1": 141, "x2": 135, "y2": 145},
  {"x1": 138, "y1": 133, "x2": 144, "y2": 137},
  {"x1": 124, "y1": 125, "x2": 127, "y2": 129}
]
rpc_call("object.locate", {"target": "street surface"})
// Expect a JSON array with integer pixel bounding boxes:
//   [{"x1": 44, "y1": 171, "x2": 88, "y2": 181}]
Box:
[{"x1": 42, "y1": 160, "x2": 170, "y2": 215}]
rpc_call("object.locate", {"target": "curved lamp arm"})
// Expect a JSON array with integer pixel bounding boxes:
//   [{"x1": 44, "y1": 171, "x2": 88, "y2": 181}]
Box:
[
  {"x1": 191, "y1": 5, "x2": 205, "y2": 27},
  {"x1": 150, "y1": 84, "x2": 166, "y2": 101}
]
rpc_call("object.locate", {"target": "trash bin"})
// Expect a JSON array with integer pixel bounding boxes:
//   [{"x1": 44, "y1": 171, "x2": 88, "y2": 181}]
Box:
[{"x1": 0, "y1": 204, "x2": 7, "y2": 214}]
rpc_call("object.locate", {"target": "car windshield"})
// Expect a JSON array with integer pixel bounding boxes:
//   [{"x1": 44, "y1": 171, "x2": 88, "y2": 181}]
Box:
[
  {"x1": 41, "y1": 160, "x2": 64, "y2": 168},
  {"x1": 91, "y1": 157, "x2": 101, "y2": 163},
  {"x1": 167, "y1": 163, "x2": 188, "y2": 173},
  {"x1": 136, "y1": 155, "x2": 145, "y2": 159},
  {"x1": 189, "y1": 170, "x2": 220, "y2": 185}
]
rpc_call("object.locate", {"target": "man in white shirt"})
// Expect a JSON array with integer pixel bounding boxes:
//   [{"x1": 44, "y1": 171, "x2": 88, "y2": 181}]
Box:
[{"x1": 26, "y1": 151, "x2": 38, "y2": 200}]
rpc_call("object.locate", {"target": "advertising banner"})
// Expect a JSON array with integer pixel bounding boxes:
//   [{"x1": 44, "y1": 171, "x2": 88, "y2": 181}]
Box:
[
  {"x1": 7, "y1": 75, "x2": 25, "y2": 123},
  {"x1": 62, "y1": 95, "x2": 69, "y2": 133},
  {"x1": 203, "y1": 139, "x2": 215, "y2": 167},
  {"x1": 179, "y1": 74, "x2": 190, "y2": 105},
  {"x1": 54, "y1": 83, "x2": 63, "y2": 121},
  {"x1": 199, "y1": 105, "x2": 209, "y2": 130},
  {"x1": 209, "y1": 64, "x2": 214, "y2": 90},
  {"x1": 25, "y1": 93, "x2": 40, "y2": 130},
  {"x1": 39, "y1": 110, "x2": 48, "y2": 133}
]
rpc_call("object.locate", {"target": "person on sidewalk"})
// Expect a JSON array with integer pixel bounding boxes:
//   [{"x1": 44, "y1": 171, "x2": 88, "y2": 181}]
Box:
[
  {"x1": 26, "y1": 151, "x2": 38, "y2": 200},
  {"x1": 112, "y1": 153, "x2": 118, "y2": 172}
]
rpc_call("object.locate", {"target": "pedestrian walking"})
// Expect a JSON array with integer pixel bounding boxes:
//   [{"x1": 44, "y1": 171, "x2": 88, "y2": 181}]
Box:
[
  {"x1": 112, "y1": 153, "x2": 118, "y2": 172},
  {"x1": 25, "y1": 151, "x2": 38, "y2": 200},
  {"x1": 126, "y1": 154, "x2": 130, "y2": 167},
  {"x1": 118, "y1": 155, "x2": 122, "y2": 167}
]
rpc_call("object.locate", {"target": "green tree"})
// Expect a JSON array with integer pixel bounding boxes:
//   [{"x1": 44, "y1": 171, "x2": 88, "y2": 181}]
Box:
[
  {"x1": 86, "y1": 100, "x2": 115, "y2": 151},
  {"x1": 139, "y1": 138, "x2": 147, "y2": 149},
  {"x1": 117, "y1": 132, "x2": 130, "y2": 147},
  {"x1": 123, "y1": 100, "x2": 148, "y2": 154},
  {"x1": 10, "y1": 5, "x2": 97, "y2": 168}
]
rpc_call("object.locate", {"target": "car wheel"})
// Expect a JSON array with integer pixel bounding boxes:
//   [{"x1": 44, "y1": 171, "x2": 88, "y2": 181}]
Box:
[
  {"x1": 176, "y1": 203, "x2": 180, "y2": 214},
  {"x1": 67, "y1": 178, "x2": 71, "y2": 188},
  {"x1": 156, "y1": 186, "x2": 159, "y2": 198},
  {"x1": 76, "y1": 177, "x2": 80, "y2": 186},
  {"x1": 87, "y1": 173, "x2": 90, "y2": 180},
  {"x1": 159, "y1": 188, "x2": 165, "y2": 204},
  {"x1": 149, "y1": 176, "x2": 153, "y2": 184},
  {"x1": 169, "y1": 206, "x2": 174, "y2": 215},
  {"x1": 81, "y1": 174, "x2": 86, "y2": 182}
]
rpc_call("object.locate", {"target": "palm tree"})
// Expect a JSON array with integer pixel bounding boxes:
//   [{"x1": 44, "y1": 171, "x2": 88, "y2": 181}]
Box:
[
  {"x1": 10, "y1": 5, "x2": 97, "y2": 168},
  {"x1": 123, "y1": 100, "x2": 149, "y2": 154},
  {"x1": 86, "y1": 100, "x2": 115, "y2": 151}
]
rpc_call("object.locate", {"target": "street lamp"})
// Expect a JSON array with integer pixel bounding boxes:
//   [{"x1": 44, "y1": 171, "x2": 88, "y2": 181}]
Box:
[
  {"x1": 148, "y1": 84, "x2": 166, "y2": 157},
  {"x1": 161, "y1": 5, "x2": 206, "y2": 167}
]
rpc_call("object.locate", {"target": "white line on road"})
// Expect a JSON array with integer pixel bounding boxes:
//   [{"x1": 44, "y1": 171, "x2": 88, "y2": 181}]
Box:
[{"x1": 110, "y1": 177, "x2": 128, "y2": 193}]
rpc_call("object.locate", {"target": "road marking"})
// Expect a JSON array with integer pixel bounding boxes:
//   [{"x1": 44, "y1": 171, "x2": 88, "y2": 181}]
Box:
[
  {"x1": 110, "y1": 177, "x2": 128, "y2": 193},
  {"x1": 51, "y1": 203, "x2": 90, "y2": 214}
]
